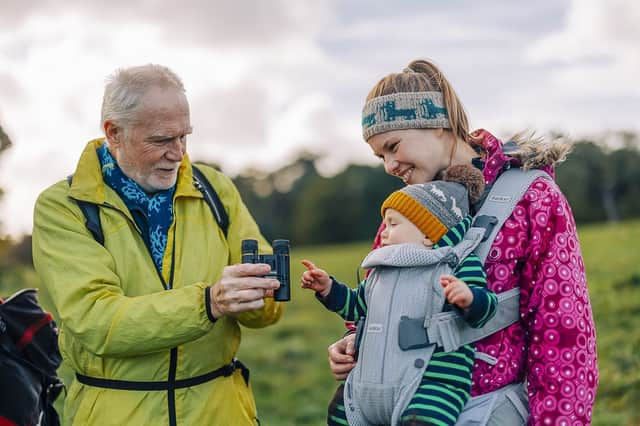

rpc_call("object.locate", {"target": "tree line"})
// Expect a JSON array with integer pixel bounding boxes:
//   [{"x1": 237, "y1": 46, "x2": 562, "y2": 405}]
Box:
[
  {"x1": 228, "y1": 131, "x2": 640, "y2": 245},
  {"x1": 1, "y1": 130, "x2": 639, "y2": 269}
]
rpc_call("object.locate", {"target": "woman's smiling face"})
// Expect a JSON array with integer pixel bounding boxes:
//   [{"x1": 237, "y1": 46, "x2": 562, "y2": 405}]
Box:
[{"x1": 367, "y1": 128, "x2": 451, "y2": 185}]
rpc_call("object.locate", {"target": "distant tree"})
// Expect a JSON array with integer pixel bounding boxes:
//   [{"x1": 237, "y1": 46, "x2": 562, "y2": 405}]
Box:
[
  {"x1": 0, "y1": 125, "x2": 12, "y2": 237},
  {"x1": 5, "y1": 235, "x2": 33, "y2": 267},
  {"x1": 230, "y1": 154, "x2": 321, "y2": 241},
  {"x1": 556, "y1": 132, "x2": 640, "y2": 223},
  {"x1": 291, "y1": 164, "x2": 402, "y2": 244},
  {"x1": 556, "y1": 141, "x2": 609, "y2": 222},
  {"x1": 0, "y1": 125, "x2": 10, "y2": 153},
  {"x1": 608, "y1": 133, "x2": 640, "y2": 220},
  {"x1": 222, "y1": 153, "x2": 401, "y2": 244},
  {"x1": 200, "y1": 131, "x2": 640, "y2": 245}
]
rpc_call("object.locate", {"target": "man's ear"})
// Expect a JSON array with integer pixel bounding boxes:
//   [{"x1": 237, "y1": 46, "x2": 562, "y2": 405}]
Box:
[{"x1": 104, "y1": 120, "x2": 121, "y2": 145}]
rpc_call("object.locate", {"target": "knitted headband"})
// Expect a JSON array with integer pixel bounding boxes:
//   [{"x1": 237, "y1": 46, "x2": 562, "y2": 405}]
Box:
[{"x1": 361, "y1": 91, "x2": 451, "y2": 140}]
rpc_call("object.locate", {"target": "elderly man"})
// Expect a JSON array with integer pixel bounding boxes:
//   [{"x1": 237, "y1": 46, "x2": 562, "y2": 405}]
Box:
[{"x1": 32, "y1": 64, "x2": 282, "y2": 425}]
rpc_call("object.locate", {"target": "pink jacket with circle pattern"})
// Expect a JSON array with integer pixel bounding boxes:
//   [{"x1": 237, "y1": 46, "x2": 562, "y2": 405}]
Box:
[{"x1": 372, "y1": 129, "x2": 598, "y2": 425}]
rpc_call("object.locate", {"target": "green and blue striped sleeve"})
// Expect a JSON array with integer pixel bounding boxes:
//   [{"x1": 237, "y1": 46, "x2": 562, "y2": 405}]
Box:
[
  {"x1": 453, "y1": 252, "x2": 497, "y2": 328},
  {"x1": 316, "y1": 277, "x2": 367, "y2": 322}
]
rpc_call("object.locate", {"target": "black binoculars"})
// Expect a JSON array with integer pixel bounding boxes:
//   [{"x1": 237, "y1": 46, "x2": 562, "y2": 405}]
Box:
[{"x1": 241, "y1": 239, "x2": 291, "y2": 302}]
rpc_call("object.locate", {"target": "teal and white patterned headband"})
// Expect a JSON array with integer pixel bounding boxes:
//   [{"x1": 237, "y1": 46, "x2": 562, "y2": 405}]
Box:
[{"x1": 361, "y1": 91, "x2": 450, "y2": 140}]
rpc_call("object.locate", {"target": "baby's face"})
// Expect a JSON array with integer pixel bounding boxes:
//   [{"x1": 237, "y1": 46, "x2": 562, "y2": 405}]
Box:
[{"x1": 381, "y1": 209, "x2": 434, "y2": 248}]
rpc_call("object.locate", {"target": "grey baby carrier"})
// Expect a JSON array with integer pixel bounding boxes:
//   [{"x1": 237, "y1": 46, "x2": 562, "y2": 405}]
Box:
[
  {"x1": 344, "y1": 168, "x2": 550, "y2": 426},
  {"x1": 343, "y1": 228, "x2": 484, "y2": 426}
]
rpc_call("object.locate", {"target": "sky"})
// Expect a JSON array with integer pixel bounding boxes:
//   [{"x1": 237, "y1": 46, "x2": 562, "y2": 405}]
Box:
[{"x1": 1, "y1": 0, "x2": 639, "y2": 237}]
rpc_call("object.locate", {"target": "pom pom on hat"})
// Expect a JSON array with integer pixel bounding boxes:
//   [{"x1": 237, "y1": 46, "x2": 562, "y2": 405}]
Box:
[{"x1": 442, "y1": 164, "x2": 485, "y2": 204}]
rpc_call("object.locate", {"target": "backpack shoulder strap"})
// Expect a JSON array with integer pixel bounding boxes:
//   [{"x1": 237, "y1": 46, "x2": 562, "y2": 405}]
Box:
[
  {"x1": 191, "y1": 165, "x2": 230, "y2": 238},
  {"x1": 473, "y1": 168, "x2": 551, "y2": 264},
  {"x1": 67, "y1": 175, "x2": 104, "y2": 245}
]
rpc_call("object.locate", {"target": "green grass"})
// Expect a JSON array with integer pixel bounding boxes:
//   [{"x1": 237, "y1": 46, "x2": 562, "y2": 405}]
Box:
[
  {"x1": 2, "y1": 221, "x2": 639, "y2": 425},
  {"x1": 577, "y1": 220, "x2": 640, "y2": 426}
]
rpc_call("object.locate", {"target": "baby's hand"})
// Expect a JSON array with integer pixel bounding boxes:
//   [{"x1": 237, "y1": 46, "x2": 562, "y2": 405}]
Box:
[
  {"x1": 301, "y1": 260, "x2": 332, "y2": 298},
  {"x1": 440, "y1": 275, "x2": 473, "y2": 309}
]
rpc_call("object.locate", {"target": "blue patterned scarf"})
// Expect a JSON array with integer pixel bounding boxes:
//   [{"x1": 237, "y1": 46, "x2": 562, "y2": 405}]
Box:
[{"x1": 97, "y1": 143, "x2": 176, "y2": 277}]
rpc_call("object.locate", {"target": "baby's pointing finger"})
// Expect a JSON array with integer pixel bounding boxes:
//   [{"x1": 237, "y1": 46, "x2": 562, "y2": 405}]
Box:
[{"x1": 301, "y1": 260, "x2": 317, "y2": 270}]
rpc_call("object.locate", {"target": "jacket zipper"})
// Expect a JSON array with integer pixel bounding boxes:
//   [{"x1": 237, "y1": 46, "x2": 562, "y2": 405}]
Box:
[
  {"x1": 104, "y1": 201, "x2": 180, "y2": 426},
  {"x1": 167, "y1": 224, "x2": 178, "y2": 426}
]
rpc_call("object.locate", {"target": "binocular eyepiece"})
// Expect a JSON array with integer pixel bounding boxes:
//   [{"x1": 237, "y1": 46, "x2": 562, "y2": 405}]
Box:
[{"x1": 241, "y1": 239, "x2": 290, "y2": 302}]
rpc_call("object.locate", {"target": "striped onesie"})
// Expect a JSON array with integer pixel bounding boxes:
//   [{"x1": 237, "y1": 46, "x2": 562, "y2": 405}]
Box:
[{"x1": 320, "y1": 217, "x2": 498, "y2": 426}]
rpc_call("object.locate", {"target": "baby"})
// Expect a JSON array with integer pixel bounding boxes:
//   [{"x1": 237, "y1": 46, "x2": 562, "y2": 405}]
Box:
[{"x1": 302, "y1": 164, "x2": 498, "y2": 426}]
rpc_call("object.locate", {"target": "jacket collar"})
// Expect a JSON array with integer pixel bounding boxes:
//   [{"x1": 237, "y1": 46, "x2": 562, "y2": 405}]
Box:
[
  {"x1": 471, "y1": 129, "x2": 513, "y2": 187},
  {"x1": 472, "y1": 128, "x2": 555, "y2": 185},
  {"x1": 69, "y1": 138, "x2": 202, "y2": 206}
]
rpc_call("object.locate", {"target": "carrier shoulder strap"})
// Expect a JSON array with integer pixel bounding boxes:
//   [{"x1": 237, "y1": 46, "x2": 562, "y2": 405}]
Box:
[
  {"x1": 424, "y1": 167, "x2": 552, "y2": 353},
  {"x1": 473, "y1": 167, "x2": 551, "y2": 264},
  {"x1": 67, "y1": 164, "x2": 229, "y2": 245}
]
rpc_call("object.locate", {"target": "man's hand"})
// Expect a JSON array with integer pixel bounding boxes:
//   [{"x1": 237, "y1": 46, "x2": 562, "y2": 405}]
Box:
[
  {"x1": 440, "y1": 274, "x2": 473, "y2": 309},
  {"x1": 209, "y1": 263, "x2": 280, "y2": 319},
  {"x1": 300, "y1": 260, "x2": 332, "y2": 298},
  {"x1": 328, "y1": 333, "x2": 356, "y2": 380}
]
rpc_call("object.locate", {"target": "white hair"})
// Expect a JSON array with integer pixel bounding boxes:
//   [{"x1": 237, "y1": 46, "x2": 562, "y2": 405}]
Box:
[{"x1": 100, "y1": 64, "x2": 186, "y2": 131}]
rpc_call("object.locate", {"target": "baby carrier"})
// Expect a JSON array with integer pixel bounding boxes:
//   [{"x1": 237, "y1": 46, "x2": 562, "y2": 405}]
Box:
[
  {"x1": 344, "y1": 228, "x2": 485, "y2": 425},
  {"x1": 0, "y1": 288, "x2": 64, "y2": 426},
  {"x1": 345, "y1": 167, "x2": 550, "y2": 426}
]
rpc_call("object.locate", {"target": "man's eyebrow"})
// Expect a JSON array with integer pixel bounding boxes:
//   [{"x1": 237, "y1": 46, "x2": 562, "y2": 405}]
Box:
[
  {"x1": 146, "y1": 127, "x2": 194, "y2": 141},
  {"x1": 146, "y1": 134, "x2": 173, "y2": 141}
]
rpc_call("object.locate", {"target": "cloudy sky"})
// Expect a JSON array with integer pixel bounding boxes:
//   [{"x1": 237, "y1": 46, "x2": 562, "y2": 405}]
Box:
[{"x1": 1, "y1": 0, "x2": 638, "y2": 237}]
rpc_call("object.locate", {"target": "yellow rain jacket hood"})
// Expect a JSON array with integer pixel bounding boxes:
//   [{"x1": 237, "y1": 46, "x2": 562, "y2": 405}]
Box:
[{"x1": 32, "y1": 139, "x2": 283, "y2": 425}]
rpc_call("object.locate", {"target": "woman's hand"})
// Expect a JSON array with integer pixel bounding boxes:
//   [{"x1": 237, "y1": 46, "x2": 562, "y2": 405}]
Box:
[{"x1": 328, "y1": 333, "x2": 357, "y2": 380}]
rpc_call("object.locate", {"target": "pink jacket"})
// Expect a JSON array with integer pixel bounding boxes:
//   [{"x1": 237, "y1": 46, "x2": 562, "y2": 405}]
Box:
[{"x1": 372, "y1": 130, "x2": 598, "y2": 425}]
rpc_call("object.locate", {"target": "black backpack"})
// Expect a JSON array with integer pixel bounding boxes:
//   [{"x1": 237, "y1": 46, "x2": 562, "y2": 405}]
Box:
[
  {"x1": 69, "y1": 164, "x2": 229, "y2": 245},
  {"x1": 0, "y1": 289, "x2": 64, "y2": 426}
]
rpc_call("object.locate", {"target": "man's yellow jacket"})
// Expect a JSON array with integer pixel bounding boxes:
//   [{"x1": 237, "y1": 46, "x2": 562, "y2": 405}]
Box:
[{"x1": 32, "y1": 139, "x2": 283, "y2": 425}]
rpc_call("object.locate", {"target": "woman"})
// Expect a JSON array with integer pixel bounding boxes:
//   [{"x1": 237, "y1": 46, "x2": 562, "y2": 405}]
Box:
[{"x1": 327, "y1": 59, "x2": 598, "y2": 425}]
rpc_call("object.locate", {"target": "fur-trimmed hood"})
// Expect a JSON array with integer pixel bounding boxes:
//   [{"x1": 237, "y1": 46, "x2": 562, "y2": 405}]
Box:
[
  {"x1": 505, "y1": 132, "x2": 572, "y2": 170},
  {"x1": 471, "y1": 129, "x2": 572, "y2": 183}
]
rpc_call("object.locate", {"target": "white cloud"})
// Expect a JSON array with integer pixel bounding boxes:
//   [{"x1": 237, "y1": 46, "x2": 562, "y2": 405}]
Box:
[
  {"x1": 1, "y1": 1, "x2": 639, "y2": 237},
  {"x1": 525, "y1": 0, "x2": 640, "y2": 97},
  {"x1": 0, "y1": 3, "x2": 345, "y2": 236}
]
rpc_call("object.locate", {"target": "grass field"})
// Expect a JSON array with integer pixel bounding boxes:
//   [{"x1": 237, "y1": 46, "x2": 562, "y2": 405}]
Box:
[{"x1": 2, "y1": 220, "x2": 639, "y2": 425}]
